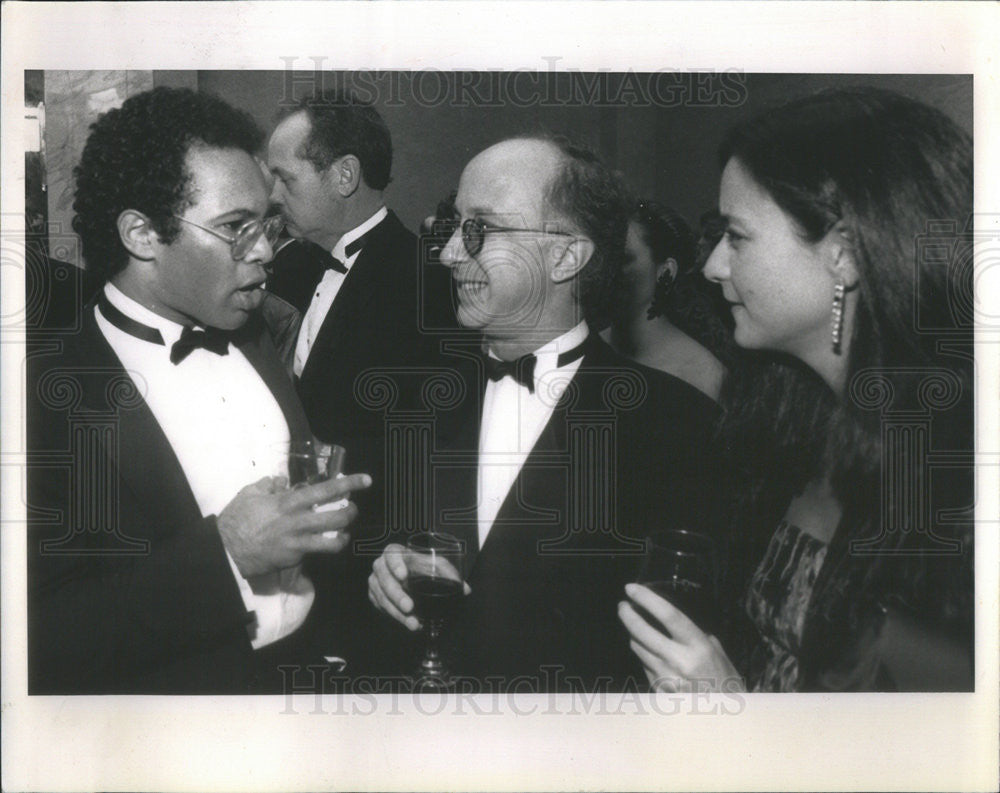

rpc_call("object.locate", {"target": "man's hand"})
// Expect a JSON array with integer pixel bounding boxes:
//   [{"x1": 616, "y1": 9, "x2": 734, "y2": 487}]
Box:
[
  {"x1": 368, "y1": 544, "x2": 420, "y2": 631},
  {"x1": 368, "y1": 544, "x2": 471, "y2": 631},
  {"x1": 217, "y1": 473, "x2": 371, "y2": 578}
]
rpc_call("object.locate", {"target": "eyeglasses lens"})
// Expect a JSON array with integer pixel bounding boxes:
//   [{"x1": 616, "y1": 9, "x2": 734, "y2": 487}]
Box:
[
  {"x1": 232, "y1": 217, "x2": 284, "y2": 260},
  {"x1": 462, "y1": 218, "x2": 484, "y2": 257},
  {"x1": 263, "y1": 216, "x2": 285, "y2": 244}
]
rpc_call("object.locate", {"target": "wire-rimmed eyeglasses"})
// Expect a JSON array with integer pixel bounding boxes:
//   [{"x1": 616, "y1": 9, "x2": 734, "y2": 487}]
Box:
[
  {"x1": 172, "y1": 214, "x2": 284, "y2": 260},
  {"x1": 459, "y1": 217, "x2": 579, "y2": 258}
]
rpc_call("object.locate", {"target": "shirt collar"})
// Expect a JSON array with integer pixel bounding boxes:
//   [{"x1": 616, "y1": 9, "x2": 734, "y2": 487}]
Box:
[
  {"x1": 533, "y1": 321, "x2": 590, "y2": 377},
  {"x1": 103, "y1": 282, "x2": 189, "y2": 346},
  {"x1": 331, "y1": 206, "x2": 388, "y2": 263},
  {"x1": 485, "y1": 321, "x2": 590, "y2": 391}
]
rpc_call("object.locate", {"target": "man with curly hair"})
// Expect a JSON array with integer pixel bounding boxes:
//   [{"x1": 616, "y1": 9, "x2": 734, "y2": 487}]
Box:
[
  {"x1": 367, "y1": 138, "x2": 726, "y2": 690},
  {"x1": 27, "y1": 87, "x2": 370, "y2": 693}
]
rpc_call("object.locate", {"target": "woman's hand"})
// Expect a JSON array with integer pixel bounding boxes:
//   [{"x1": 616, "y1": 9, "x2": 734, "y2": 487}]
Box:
[{"x1": 618, "y1": 583, "x2": 746, "y2": 693}]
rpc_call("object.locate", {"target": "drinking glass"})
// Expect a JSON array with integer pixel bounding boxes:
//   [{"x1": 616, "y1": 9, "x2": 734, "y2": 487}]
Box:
[
  {"x1": 636, "y1": 529, "x2": 720, "y2": 635},
  {"x1": 404, "y1": 531, "x2": 467, "y2": 689},
  {"x1": 278, "y1": 440, "x2": 347, "y2": 533}
]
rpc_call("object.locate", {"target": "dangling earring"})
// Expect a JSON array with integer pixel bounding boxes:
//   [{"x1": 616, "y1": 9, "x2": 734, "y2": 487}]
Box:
[
  {"x1": 831, "y1": 281, "x2": 846, "y2": 354},
  {"x1": 646, "y1": 267, "x2": 677, "y2": 320}
]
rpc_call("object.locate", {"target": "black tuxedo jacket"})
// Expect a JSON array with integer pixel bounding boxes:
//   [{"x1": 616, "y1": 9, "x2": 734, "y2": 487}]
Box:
[
  {"x1": 266, "y1": 212, "x2": 459, "y2": 671},
  {"x1": 267, "y1": 211, "x2": 454, "y2": 496},
  {"x1": 26, "y1": 301, "x2": 319, "y2": 694},
  {"x1": 369, "y1": 335, "x2": 728, "y2": 691}
]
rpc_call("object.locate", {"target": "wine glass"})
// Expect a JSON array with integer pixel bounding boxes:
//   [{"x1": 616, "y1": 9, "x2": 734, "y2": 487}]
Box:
[
  {"x1": 404, "y1": 531, "x2": 467, "y2": 689},
  {"x1": 636, "y1": 529, "x2": 720, "y2": 636}
]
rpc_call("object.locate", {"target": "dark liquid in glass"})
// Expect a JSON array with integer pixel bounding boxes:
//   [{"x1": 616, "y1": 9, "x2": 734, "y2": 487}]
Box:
[
  {"x1": 639, "y1": 578, "x2": 719, "y2": 635},
  {"x1": 409, "y1": 576, "x2": 463, "y2": 624}
]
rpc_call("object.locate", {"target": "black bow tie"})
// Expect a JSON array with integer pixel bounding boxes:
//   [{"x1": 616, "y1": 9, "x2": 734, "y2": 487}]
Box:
[
  {"x1": 485, "y1": 354, "x2": 537, "y2": 392},
  {"x1": 170, "y1": 325, "x2": 231, "y2": 364},
  {"x1": 484, "y1": 340, "x2": 589, "y2": 394},
  {"x1": 98, "y1": 292, "x2": 231, "y2": 365},
  {"x1": 325, "y1": 230, "x2": 372, "y2": 274},
  {"x1": 325, "y1": 254, "x2": 348, "y2": 274}
]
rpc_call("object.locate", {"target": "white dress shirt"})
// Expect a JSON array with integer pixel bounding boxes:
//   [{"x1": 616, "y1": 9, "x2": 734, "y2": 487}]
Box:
[
  {"x1": 293, "y1": 205, "x2": 388, "y2": 377},
  {"x1": 477, "y1": 322, "x2": 590, "y2": 547},
  {"x1": 96, "y1": 283, "x2": 314, "y2": 648}
]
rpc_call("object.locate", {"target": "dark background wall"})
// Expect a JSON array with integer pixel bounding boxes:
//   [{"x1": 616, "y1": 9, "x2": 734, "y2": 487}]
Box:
[
  {"x1": 189, "y1": 71, "x2": 971, "y2": 234},
  {"x1": 37, "y1": 70, "x2": 970, "y2": 256}
]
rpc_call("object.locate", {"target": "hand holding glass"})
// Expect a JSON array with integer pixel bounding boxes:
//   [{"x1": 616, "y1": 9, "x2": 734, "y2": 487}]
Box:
[
  {"x1": 404, "y1": 532, "x2": 467, "y2": 687},
  {"x1": 635, "y1": 529, "x2": 720, "y2": 635},
  {"x1": 280, "y1": 441, "x2": 348, "y2": 535}
]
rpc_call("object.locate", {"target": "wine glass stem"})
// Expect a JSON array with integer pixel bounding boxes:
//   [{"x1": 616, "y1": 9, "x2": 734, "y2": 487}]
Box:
[
  {"x1": 422, "y1": 620, "x2": 445, "y2": 674},
  {"x1": 426, "y1": 621, "x2": 441, "y2": 657}
]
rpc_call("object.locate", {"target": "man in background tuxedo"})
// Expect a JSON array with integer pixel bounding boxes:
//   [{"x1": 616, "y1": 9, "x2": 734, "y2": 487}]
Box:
[
  {"x1": 27, "y1": 87, "x2": 370, "y2": 693},
  {"x1": 368, "y1": 137, "x2": 726, "y2": 691},
  {"x1": 265, "y1": 90, "x2": 457, "y2": 671},
  {"x1": 266, "y1": 90, "x2": 457, "y2": 515}
]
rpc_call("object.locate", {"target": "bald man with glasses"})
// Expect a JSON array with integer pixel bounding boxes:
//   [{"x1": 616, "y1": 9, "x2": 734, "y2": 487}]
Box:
[
  {"x1": 27, "y1": 87, "x2": 371, "y2": 694},
  {"x1": 367, "y1": 137, "x2": 727, "y2": 692}
]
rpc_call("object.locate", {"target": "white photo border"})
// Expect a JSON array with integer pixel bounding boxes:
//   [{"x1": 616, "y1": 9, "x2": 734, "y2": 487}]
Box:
[{"x1": 2, "y1": 2, "x2": 997, "y2": 791}]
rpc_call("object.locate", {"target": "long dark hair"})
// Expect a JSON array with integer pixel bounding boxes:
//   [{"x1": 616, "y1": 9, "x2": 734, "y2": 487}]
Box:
[{"x1": 717, "y1": 87, "x2": 974, "y2": 688}]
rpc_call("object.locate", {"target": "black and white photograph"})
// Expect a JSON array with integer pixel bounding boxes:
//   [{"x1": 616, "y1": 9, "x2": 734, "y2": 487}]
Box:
[{"x1": 2, "y1": 2, "x2": 997, "y2": 791}]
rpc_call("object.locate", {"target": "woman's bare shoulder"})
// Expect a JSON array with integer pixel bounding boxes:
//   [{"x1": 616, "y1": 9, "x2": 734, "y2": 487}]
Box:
[{"x1": 641, "y1": 328, "x2": 727, "y2": 401}]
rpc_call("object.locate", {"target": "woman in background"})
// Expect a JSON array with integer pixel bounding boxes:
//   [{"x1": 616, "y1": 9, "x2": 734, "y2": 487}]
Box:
[
  {"x1": 620, "y1": 87, "x2": 974, "y2": 692},
  {"x1": 602, "y1": 200, "x2": 729, "y2": 400}
]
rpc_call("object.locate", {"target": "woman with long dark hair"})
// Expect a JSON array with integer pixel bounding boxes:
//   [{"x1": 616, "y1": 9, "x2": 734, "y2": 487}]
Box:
[{"x1": 620, "y1": 87, "x2": 974, "y2": 692}]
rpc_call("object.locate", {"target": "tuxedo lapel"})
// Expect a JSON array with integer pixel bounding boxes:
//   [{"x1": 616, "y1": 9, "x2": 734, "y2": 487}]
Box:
[
  {"x1": 236, "y1": 317, "x2": 311, "y2": 444},
  {"x1": 74, "y1": 309, "x2": 204, "y2": 530},
  {"x1": 299, "y1": 215, "x2": 392, "y2": 384},
  {"x1": 479, "y1": 335, "x2": 611, "y2": 559},
  {"x1": 78, "y1": 307, "x2": 310, "y2": 529},
  {"x1": 265, "y1": 239, "x2": 330, "y2": 313},
  {"x1": 477, "y1": 384, "x2": 570, "y2": 563},
  {"x1": 433, "y1": 343, "x2": 487, "y2": 449},
  {"x1": 115, "y1": 395, "x2": 205, "y2": 530},
  {"x1": 427, "y1": 348, "x2": 483, "y2": 564}
]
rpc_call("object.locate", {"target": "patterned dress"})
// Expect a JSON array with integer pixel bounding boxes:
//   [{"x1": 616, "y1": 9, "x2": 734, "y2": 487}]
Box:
[{"x1": 744, "y1": 520, "x2": 828, "y2": 692}]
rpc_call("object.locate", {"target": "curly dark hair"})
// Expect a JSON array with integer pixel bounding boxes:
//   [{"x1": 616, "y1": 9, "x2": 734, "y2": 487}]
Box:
[
  {"x1": 72, "y1": 87, "x2": 263, "y2": 281},
  {"x1": 528, "y1": 135, "x2": 632, "y2": 325},
  {"x1": 278, "y1": 90, "x2": 392, "y2": 190}
]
